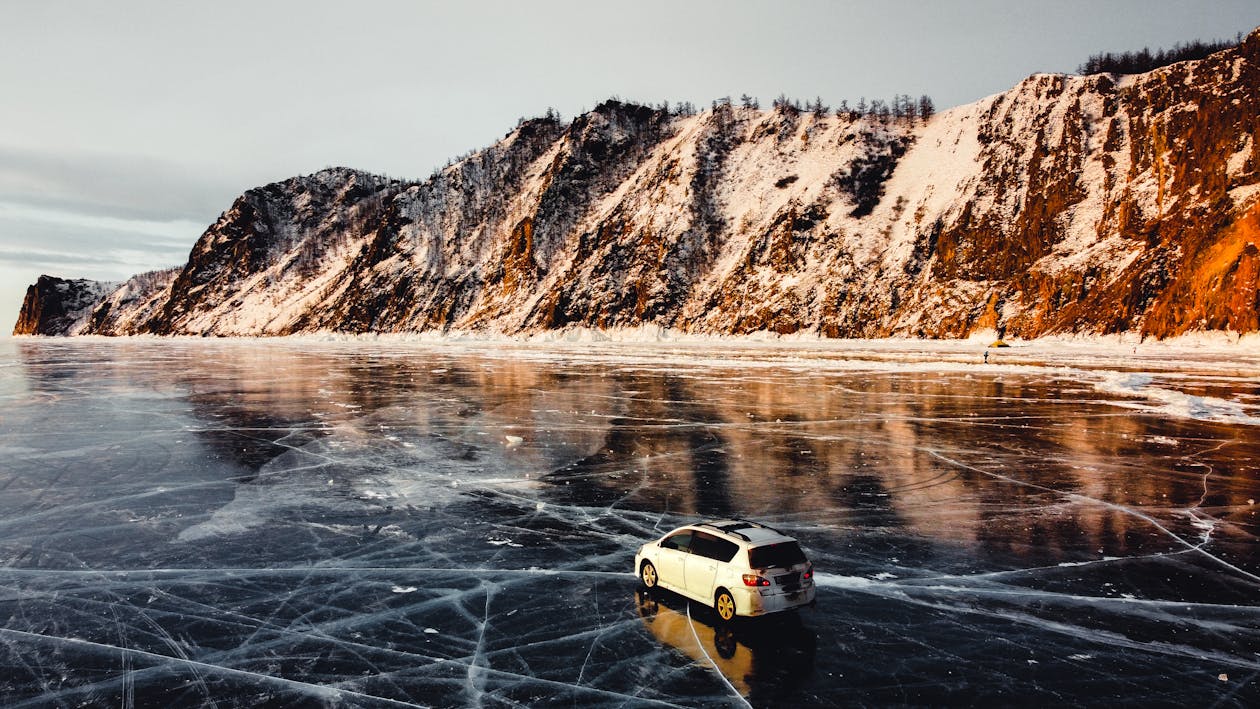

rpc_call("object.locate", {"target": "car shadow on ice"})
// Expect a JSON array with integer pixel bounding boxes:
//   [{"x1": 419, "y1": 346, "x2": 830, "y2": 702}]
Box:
[{"x1": 633, "y1": 587, "x2": 817, "y2": 699}]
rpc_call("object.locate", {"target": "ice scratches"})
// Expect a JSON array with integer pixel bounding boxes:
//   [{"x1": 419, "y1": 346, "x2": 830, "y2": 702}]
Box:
[
  {"x1": 0, "y1": 580, "x2": 454, "y2": 672},
  {"x1": 119, "y1": 648, "x2": 137, "y2": 709},
  {"x1": 464, "y1": 581, "x2": 496, "y2": 705},
  {"x1": 105, "y1": 582, "x2": 216, "y2": 703},
  {"x1": 1, "y1": 573, "x2": 690, "y2": 707},
  {"x1": 0, "y1": 479, "x2": 229, "y2": 535},
  {"x1": 0, "y1": 628, "x2": 423, "y2": 709},
  {"x1": 1181, "y1": 438, "x2": 1236, "y2": 547},
  {"x1": 684, "y1": 603, "x2": 752, "y2": 709},
  {"x1": 818, "y1": 571, "x2": 1260, "y2": 617},
  {"x1": 574, "y1": 619, "x2": 609, "y2": 687},
  {"x1": 483, "y1": 617, "x2": 644, "y2": 659},
  {"x1": 927, "y1": 449, "x2": 1260, "y2": 585},
  {"x1": 1216, "y1": 670, "x2": 1260, "y2": 707},
  {"x1": 814, "y1": 574, "x2": 1260, "y2": 672}
]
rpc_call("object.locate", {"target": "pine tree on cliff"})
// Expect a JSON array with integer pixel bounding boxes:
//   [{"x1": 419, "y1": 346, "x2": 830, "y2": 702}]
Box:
[{"x1": 918, "y1": 95, "x2": 935, "y2": 121}]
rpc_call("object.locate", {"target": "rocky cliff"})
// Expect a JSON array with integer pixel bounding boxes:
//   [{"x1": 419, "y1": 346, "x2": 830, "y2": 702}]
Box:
[
  {"x1": 13, "y1": 276, "x2": 118, "y2": 336},
  {"x1": 15, "y1": 30, "x2": 1260, "y2": 338}
]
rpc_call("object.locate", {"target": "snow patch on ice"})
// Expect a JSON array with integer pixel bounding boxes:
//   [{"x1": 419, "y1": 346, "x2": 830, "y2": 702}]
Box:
[
  {"x1": 1094, "y1": 372, "x2": 1260, "y2": 425},
  {"x1": 812, "y1": 572, "x2": 882, "y2": 589}
]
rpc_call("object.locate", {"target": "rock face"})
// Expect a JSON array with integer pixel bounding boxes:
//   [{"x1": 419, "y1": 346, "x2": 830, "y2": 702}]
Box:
[
  {"x1": 13, "y1": 276, "x2": 117, "y2": 336},
  {"x1": 14, "y1": 30, "x2": 1260, "y2": 338}
]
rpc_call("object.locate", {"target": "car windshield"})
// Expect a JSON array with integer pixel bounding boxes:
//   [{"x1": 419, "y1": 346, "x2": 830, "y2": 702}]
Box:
[{"x1": 747, "y1": 541, "x2": 807, "y2": 569}]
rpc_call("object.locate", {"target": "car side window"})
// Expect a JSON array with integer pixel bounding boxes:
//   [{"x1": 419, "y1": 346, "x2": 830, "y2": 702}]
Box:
[
  {"x1": 690, "y1": 532, "x2": 715, "y2": 559},
  {"x1": 710, "y1": 537, "x2": 739, "y2": 563},
  {"x1": 690, "y1": 532, "x2": 740, "y2": 562},
  {"x1": 661, "y1": 532, "x2": 692, "y2": 552}
]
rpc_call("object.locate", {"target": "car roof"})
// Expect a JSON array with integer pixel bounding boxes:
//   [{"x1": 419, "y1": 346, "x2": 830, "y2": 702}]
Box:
[
  {"x1": 738, "y1": 527, "x2": 795, "y2": 546},
  {"x1": 679, "y1": 519, "x2": 796, "y2": 547}
]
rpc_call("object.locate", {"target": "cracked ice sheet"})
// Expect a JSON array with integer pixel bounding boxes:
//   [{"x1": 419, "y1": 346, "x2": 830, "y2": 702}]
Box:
[{"x1": 0, "y1": 338, "x2": 1258, "y2": 706}]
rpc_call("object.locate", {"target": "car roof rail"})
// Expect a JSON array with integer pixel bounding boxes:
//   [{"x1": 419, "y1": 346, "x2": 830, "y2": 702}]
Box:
[{"x1": 698, "y1": 519, "x2": 786, "y2": 541}]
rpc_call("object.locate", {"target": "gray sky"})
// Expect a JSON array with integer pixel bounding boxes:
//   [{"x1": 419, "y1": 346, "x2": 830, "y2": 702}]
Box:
[{"x1": 3, "y1": 0, "x2": 1258, "y2": 329}]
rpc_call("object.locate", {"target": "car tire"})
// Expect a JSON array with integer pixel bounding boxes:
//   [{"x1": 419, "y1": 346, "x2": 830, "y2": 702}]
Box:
[
  {"x1": 715, "y1": 589, "x2": 736, "y2": 622},
  {"x1": 640, "y1": 561, "x2": 658, "y2": 589}
]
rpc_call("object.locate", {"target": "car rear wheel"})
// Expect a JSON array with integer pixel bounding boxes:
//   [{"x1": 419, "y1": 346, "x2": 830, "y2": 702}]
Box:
[
  {"x1": 715, "y1": 589, "x2": 736, "y2": 621},
  {"x1": 640, "y1": 561, "x2": 658, "y2": 589}
]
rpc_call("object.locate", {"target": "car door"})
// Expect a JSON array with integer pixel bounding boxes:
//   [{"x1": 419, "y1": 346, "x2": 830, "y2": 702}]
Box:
[
  {"x1": 684, "y1": 532, "x2": 722, "y2": 600},
  {"x1": 655, "y1": 531, "x2": 692, "y2": 593}
]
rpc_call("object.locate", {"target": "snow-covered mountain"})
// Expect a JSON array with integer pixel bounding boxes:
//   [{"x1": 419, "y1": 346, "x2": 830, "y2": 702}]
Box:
[{"x1": 15, "y1": 29, "x2": 1260, "y2": 338}]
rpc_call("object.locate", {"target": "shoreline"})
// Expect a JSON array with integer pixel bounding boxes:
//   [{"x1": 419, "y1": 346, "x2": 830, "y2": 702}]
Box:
[{"x1": 7, "y1": 325, "x2": 1260, "y2": 351}]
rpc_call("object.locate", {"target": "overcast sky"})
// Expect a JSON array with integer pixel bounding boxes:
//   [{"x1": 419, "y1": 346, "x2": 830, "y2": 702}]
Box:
[{"x1": 2, "y1": 0, "x2": 1258, "y2": 329}]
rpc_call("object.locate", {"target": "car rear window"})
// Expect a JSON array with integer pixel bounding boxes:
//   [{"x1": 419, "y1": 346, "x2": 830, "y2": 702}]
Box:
[{"x1": 747, "y1": 541, "x2": 807, "y2": 569}]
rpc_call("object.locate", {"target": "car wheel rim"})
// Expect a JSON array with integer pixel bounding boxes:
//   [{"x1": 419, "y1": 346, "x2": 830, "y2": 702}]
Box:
[
  {"x1": 717, "y1": 595, "x2": 734, "y2": 620},
  {"x1": 643, "y1": 565, "x2": 656, "y2": 587}
]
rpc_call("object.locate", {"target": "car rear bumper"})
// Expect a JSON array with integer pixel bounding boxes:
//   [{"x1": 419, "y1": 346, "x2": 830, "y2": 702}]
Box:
[{"x1": 736, "y1": 581, "x2": 815, "y2": 616}]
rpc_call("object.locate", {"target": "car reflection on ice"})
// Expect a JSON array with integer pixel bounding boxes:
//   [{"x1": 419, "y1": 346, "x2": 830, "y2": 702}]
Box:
[
  {"x1": 634, "y1": 519, "x2": 816, "y2": 620},
  {"x1": 634, "y1": 588, "x2": 817, "y2": 698}
]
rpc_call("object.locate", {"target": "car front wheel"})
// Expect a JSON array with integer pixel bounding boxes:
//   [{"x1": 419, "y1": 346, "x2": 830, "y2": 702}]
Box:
[
  {"x1": 715, "y1": 589, "x2": 736, "y2": 621},
  {"x1": 641, "y1": 561, "x2": 658, "y2": 589}
]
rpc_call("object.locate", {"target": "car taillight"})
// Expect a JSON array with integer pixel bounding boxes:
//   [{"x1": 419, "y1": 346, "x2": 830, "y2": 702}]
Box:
[
  {"x1": 741, "y1": 574, "x2": 770, "y2": 587},
  {"x1": 803, "y1": 564, "x2": 813, "y2": 580}
]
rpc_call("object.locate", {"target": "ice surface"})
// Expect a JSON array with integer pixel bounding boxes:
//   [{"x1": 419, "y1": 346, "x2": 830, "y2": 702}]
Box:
[{"x1": 0, "y1": 337, "x2": 1258, "y2": 706}]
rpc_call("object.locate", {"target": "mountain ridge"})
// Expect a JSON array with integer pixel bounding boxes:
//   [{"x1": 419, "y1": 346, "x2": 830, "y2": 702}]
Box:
[{"x1": 14, "y1": 28, "x2": 1260, "y2": 339}]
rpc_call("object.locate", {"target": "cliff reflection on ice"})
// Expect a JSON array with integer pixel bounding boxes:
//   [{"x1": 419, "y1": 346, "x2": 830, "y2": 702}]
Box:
[{"x1": 0, "y1": 338, "x2": 1257, "y2": 706}]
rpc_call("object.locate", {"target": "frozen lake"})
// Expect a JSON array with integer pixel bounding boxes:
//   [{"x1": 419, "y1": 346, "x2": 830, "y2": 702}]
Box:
[{"x1": 1, "y1": 336, "x2": 1258, "y2": 706}]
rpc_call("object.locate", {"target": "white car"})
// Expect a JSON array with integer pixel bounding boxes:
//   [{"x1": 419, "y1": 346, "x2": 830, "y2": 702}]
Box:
[{"x1": 634, "y1": 519, "x2": 816, "y2": 621}]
